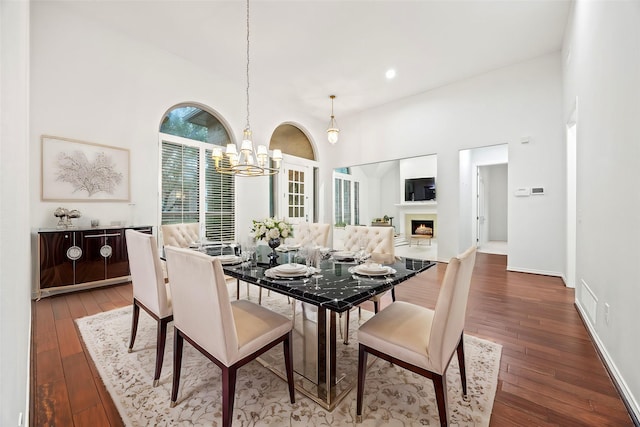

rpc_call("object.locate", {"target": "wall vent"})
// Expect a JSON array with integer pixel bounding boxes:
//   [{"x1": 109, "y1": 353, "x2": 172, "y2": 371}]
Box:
[{"x1": 580, "y1": 279, "x2": 598, "y2": 325}]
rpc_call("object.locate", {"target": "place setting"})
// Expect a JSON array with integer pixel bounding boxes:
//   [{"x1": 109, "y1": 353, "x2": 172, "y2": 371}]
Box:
[
  {"x1": 264, "y1": 262, "x2": 318, "y2": 280},
  {"x1": 275, "y1": 243, "x2": 301, "y2": 252},
  {"x1": 211, "y1": 254, "x2": 243, "y2": 265},
  {"x1": 348, "y1": 262, "x2": 396, "y2": 277}
]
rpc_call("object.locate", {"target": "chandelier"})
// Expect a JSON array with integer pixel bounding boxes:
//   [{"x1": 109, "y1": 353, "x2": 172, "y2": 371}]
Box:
[
  {"x1": 211, "y1": 0, "x2": 282, "y2": 176},
  {"x1": 327, "y1": 95, "x2": 339, "y2": 144}
]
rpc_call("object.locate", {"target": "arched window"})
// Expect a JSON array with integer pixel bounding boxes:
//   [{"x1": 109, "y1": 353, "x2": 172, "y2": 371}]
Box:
[{"x1": 159, "y1": 104, "x2": 235, "y2": 242}]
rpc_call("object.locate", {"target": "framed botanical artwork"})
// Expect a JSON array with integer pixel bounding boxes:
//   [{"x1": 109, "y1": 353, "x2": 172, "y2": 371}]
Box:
[{"x1": 41, "y1": 135, "x2": 130, "y2": 202}]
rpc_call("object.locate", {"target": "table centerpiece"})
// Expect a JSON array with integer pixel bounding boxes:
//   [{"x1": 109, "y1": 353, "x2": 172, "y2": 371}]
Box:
[{"x1": 250, "y1": 217, "x2": 293, "y2": 266}]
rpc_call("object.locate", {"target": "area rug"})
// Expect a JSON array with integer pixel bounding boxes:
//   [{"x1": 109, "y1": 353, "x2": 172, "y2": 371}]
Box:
[{"x1": 76, "y1": 287, "x2": 501, "y2": 426}]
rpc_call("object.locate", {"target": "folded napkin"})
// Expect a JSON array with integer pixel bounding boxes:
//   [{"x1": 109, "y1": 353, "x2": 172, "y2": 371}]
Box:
[{"x1": 333, "y1": 251, "x2": 355, "y2": 261}]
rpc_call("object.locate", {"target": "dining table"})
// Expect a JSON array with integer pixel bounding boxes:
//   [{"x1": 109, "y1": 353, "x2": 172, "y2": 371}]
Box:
[{"x1": 199, "y1": 244, "x2": 435, "y2": 411}]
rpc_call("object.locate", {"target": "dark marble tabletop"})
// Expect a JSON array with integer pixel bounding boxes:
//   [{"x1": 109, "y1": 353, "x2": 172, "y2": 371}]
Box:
[{"x1": 206, "y1": 246, "x2": 435, "y2": 313}]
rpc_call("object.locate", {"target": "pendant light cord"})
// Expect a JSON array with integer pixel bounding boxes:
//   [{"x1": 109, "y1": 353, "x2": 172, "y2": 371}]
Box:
[{"x1": 245, "y1": 0, "x2": 251, "y2": 130}]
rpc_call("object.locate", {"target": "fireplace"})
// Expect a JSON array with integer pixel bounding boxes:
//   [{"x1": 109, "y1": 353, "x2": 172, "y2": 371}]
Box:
[{"x1": 411, "y1": 220, "x2": 434, "y2": 236}]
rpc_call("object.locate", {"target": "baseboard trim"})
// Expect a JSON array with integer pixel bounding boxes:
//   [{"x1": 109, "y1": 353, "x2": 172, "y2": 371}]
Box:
[
  {"x1": 506, "y1": 265, "x2": 563, "y2": 277},
  {"x1": 575, "y1": 301, "x2": 640, "y2": 426}
]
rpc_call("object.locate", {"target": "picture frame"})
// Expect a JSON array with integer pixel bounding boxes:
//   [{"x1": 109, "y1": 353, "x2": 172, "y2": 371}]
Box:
[{"x1": 41, "y1": 135, "x2": 130, "y2": 202}]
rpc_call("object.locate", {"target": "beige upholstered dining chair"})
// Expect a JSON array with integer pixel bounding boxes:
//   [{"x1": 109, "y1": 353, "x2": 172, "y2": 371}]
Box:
[
  {"x1": 164, "y1": 246, "x2": 295, "y2": 427},
  {"x1": 341, "y1": 225, "x2": 396, "y2": 344},
  {"x1": 161, "y1": 223, "x2": 200, "y2": 248},
  {"x1": 356, "y1": 246, "x2": 477, "y2": 426},
  {"x1": 125, "y1": 229, "x2": 173, "y2": 387},
  {"x1": 341, "y1": 225, "x2": 395, "y2": 264},
  {"x1": 289, "y1": 222, "x2": 331, "y2": 247}
]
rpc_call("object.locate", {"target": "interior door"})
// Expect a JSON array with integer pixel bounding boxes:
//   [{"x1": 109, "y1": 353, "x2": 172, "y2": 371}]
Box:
[{"x1": 280, "y1": 160, "x2": 313, "y2": 224}]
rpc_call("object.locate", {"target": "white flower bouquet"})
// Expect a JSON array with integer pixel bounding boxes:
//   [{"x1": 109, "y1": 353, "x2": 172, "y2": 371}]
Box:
[{"x1": 250, "y1": 217, "x2": 293, "y2": 242}]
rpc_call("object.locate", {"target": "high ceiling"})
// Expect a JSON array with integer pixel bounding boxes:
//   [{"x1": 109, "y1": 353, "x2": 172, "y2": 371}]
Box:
[{"x1": 56, "y1": 0, "x2": 571, "y2": 122}]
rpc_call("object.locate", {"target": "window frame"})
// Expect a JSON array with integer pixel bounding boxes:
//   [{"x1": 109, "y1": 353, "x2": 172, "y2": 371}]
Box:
[
  {"x1": 333, "y1": 170, "x2": 360, "y2": 226},
  {"x1": 159, "y1": 132, "x2": 236, "y2": 243}
]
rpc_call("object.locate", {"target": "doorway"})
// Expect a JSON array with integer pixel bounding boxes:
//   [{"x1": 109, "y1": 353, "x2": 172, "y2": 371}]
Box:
[
  {"x1": 459, "y1": 144, "x2": 508, "y2": 256},
  {"x1": 270, "y1": 123, "x2": 318, "y2": 223},
  {"x1": 477, "y1": 164, "x2": 508, "y2": 254}
]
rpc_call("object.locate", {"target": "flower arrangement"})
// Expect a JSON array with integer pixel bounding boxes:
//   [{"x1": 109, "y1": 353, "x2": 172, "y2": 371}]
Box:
[{"x1": 250, "y1": 217, "x2": 293, "y2": 242}]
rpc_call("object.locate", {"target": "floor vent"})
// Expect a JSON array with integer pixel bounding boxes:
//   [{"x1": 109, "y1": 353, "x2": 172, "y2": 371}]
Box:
[{"x1": 580, "y1": 279, "x2": 598, "y2": 325}]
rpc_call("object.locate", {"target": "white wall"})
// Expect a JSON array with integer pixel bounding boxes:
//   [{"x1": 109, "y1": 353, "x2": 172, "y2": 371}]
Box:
[
  {"x1": 379, "y1": 166, "x2": 399, "y2": 224},
  {"x1": 30, "y1": 3, "x2": 328, "y2": 238},
  {"x1": 1, "y1": 1, "x2": 31, "y2": 425},
  {"x1": 332, "y1": 54, "x2": 565, "y2": 270},
  {"x1": 563, "y1": 0, "x2": 640, "y2": 418}
]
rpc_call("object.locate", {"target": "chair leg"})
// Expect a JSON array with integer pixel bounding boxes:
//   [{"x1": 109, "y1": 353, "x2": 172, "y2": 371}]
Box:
[
  {"x1": 433, "y1": 374, "x2": 449, "y2": 426},
  {"x1": 236, "y1": 279, "x2": 240, "y2": 300},
  {"x1": 170, "y1": 328, "x2": 184, "y2": 408},
  {"x1": 356, "y1": 344, "x2": 368, "y2": 423},
  {"x1": 283, "y1": 331, "x2": 296, "y2": 403},
  {"x1": 153, "y1": 317, "x2": 169, "y2": 387},
  {"x1": 128, "y1": 301, "x2": 140, "y2": 353},
  {"x1": 373, "y1": 300, "x2": 379, "y2": 313},
  {"x1": 343, "y1": 309, "x2": 350, "y2": 345},
  {"x1": 456, "y1": 334, "x2": 467, "y2": 397},
  {"x1": 391, "y1": 287, "x2": 396, "y2": 302},
  {"x1": 221, "y1": 366, "x2": 238, "y2": 427}
]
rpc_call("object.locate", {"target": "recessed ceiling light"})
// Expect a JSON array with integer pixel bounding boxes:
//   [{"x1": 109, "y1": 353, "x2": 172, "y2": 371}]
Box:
[{"x1": 385, "y1": 69, "x2": 396, "y2": 80}]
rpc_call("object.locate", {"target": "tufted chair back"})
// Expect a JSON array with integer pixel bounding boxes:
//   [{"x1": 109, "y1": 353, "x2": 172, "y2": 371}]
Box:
[
  {"x1": 343, "y1": 225, "x2": 395, "y2": 263},
  {"x1": 289, "y1": 222, "x2": 330, "y2": 247},
  {"x1": 161, "y1": 223, "x2": 200, "y2": 248}
]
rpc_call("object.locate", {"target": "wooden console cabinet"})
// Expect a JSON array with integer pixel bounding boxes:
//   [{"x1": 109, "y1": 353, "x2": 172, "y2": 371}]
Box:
[{"x1": 36, "y1": 226, "x2": 152, "y2": 298}]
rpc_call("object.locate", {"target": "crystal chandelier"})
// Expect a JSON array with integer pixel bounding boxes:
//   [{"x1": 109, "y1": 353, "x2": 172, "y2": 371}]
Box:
[
  {"x1": 327, "y1": 95, "x2": 339, "y2": 144},
  {"x1": 211, "y1": 0, "x2": 282, "y2": 176}
]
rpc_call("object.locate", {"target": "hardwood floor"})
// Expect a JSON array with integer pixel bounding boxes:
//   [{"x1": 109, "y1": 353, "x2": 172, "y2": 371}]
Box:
[{"x1": 31, "y1": 253, "x2": 633, "y2": 426}]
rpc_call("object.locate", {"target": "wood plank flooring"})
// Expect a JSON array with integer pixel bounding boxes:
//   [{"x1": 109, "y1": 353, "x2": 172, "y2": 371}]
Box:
[{"x1": 31, "y1": 253, "x2": 633, "y2": 426}]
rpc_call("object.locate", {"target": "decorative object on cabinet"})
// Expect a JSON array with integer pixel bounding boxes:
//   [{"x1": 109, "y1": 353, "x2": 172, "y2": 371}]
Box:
[
  {"x1": 53, "y1": 207, "x2": 81, "y2": 229},
  {"x1": 41, "y1": 135, "x2": 130, "y2": 202},
  {"x1": 35, "y1": 225, "x2": 152, "y2": 299}
]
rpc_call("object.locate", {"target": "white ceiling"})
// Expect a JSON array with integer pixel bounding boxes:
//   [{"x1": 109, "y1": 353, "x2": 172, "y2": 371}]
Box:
[{"x1": 56, "y1": 0, "x2": 571, "y2": 122}]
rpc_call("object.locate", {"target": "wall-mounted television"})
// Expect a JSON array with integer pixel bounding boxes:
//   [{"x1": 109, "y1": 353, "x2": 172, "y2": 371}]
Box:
[{"x1": 404, "y1": 177, "x2": 436, "y2": 201}]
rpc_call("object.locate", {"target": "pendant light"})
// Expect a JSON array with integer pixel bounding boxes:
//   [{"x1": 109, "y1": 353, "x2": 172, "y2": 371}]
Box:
[
  {"x1": 211, "y1": 0, "x2": 282, "y2": 176},
  {"x1": 327, "y1": 95, "x2": 339, "y2": 145}
]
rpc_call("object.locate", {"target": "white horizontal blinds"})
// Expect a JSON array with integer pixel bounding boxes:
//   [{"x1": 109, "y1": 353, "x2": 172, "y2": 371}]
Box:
[
  {"x1": 161, "y1": 142, "x2": 200, "y2": 224},
  {"x1": 343, "y1": 180, "x2": 352, "y2": 225},
  {"x1": 334, "y1": 175, "x2": 359, "y2": 226},
  {"x1": 334, "y1": 177, "x2": 343, "y2": 225},
  {"x1": 204, "y1": 149, "x2": 235, "y2": 242},
  {"x1": 354, "y1": 181, "x2": 360, "y2": 225}
]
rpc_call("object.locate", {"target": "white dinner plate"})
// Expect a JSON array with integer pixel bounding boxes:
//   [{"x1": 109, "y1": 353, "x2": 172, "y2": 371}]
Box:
[
  {"x1": 349, "y1": 265, "x2": 396, "y2": 277},
  {"x1": 265, "y1": 265, "x2": 316, "y2": 279},
  {"x1": 213, "y1": 254, "x2": 242, "y2": 265},
  {"x1": 273, "y1": 263, "x2": 307, "y2": 274}
]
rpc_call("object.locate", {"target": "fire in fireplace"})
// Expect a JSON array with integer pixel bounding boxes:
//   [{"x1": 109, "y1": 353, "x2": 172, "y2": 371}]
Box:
[{"x1": 411, "y1": 220, "x2": 434, "y2": 236}]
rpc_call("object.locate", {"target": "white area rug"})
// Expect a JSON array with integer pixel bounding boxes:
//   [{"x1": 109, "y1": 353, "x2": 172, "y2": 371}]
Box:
[{"x1": 76, "y1": 288, "x2": 501, "y2": 426}]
